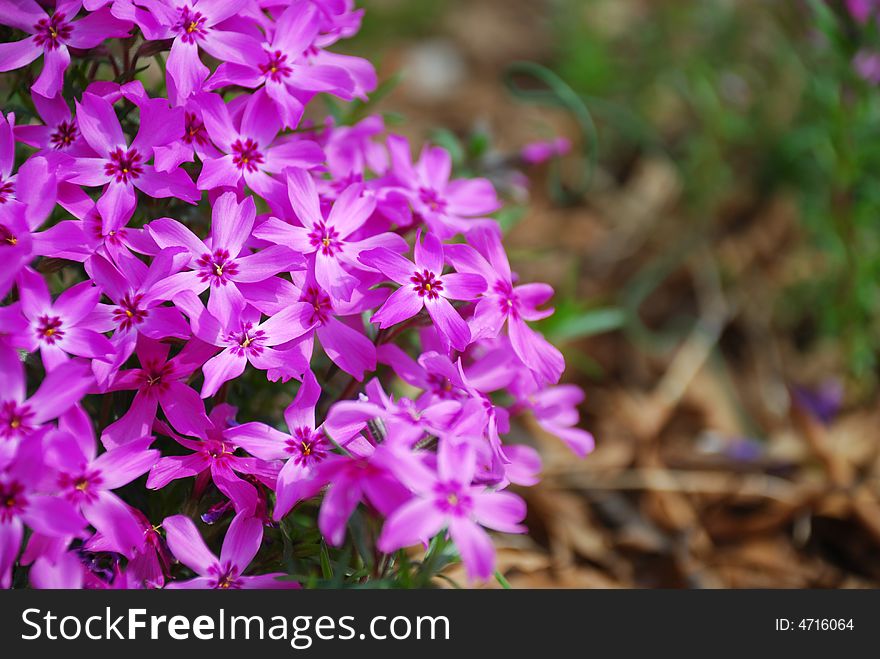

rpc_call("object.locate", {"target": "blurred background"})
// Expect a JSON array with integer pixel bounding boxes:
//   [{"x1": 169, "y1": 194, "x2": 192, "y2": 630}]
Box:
[{"x1": 342, "y1": 0, "x2": 880, "y2": 587}]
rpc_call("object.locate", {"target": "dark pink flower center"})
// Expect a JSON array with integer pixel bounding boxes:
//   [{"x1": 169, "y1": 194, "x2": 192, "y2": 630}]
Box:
[
  {"x1": 59, "y1": 470, "x2": 104, "y2": 504},
  {"x1": 0, "y1": 179, "x2": 14, "y2": 203},
  {"x1": 427, "y1": 373, "x2": 457, "y2": 399},
  {"x1": 231, "y1": 138, "x2": 264, "y2": 172},
  {"x1": 286, "y1": 427, "x2": 328, "y2": 466},
  {"x1": 209, "y1": 561, "x2": 241, "y2": 589},
  {"x1": 0, "y1": 224, "x2": 17, "y2": 246},
  {"x1": 136, "y1": 362, "x2": 173, "y2": 395},
  {"x1": 175, "y1": 6, "x2": 207, "y2": 43},
  {"x1": 93, "y1": 224, "x2": 127, "y2": 245},
  {"x1": 411, "y1": 269, "x2": 443, "y2": 299},
  {"x1": 0, "y1": 401, "x2": 35, "y2": 439},
  {"x1": 50, "y1": 120, "x2": 78, "y2": 150},
  {"x1": 259, "y1": 50, "x2": 293, "y2": 82},
  {"x1": 182, "y1": 111, "x2": 208, "y2": 146},
  {"x1": 418, "y1": 187, "x2": 446, "y2": 213},
  {"x1": 227, "y1": 321, "x2": 266, "y2": 357},
  {"x1": 36, "y1": 315, "x2": 65, "y2": 345},
  {"x1": 307, "y1": 223, "x2": 342, "y2": 256},
  {"x1": 302, "y1": 286, "x2": 332, "y2": 325},
  {"x1": 493, "y1": 280, "x2": 519, "y2": 318},
  {"x1": 434, "y1": 481, "x2": 472, "y2": 516},
  {"x1": 33, "y1": 13, "x2": 72, "y2": 50},
  {"x1": 113, "y1": 293, "x2": 148, "y2": 331},
  {"x1": 104, "y1": 147, "x2": 143, "y2": 184},
  {"x1": 197, "y1": 248, "x2": 239, "y2": 286},
  {"x1": 0, "y1": 481, "x2": 26, "y2": 522},
  {"x1": 203, "y1": 439, "x2": 234, "y2": 461}
]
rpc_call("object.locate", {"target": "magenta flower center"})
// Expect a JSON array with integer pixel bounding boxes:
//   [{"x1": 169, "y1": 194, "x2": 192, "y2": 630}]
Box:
[
  {"x1": 0, "y1": 224, "x2": 17, "y2": 246},
  {"x1": 113, "y1": 293, "x2": 148, "y2": 330},
  {"x1": 427, "y1": 373, "x2": 456, "y2": 399},
  {"x1": 287, "y1": 427, "x2": 328, "y2": 466},
  {"x1": 182, "y1": 111, "x2": 208, "y2": 146},
  {"x1": 231, "y1": 138, "x2": 264, "y2": 172},
  {"x1": 60, "y1": 470, "x2": 104, "y2": 504},
  {"x1": 50, "y1": 120, "x2": 78, "y2": 150},
  {"x1": 308, "y1": 223, "x2": 342, "y2": 256},
  {"x1": 0, "y1": 481, "x2": 26, "y2": 522},
  {"x1": 493, "y1": 280, "x2": 519, "y2": 318},
  {"x1": 203, "y1": 439, "x2": 234, "y2": 461},
  {"x1": 418, "y1": 187, "x2": 447, "y2": 213},
  {"x1": 434, "y1": 482, "x2": 472, "y2": 516},
  {"x1": 0, "y1": 402, "x2": 34, "y2": 439},
  {"x1": 411, "y1": 269, "x2": 443, "y2": 299},
  {"x1": 33, "y1": 13, "x2": 72, "y2": 50},
  {"x1": 36, "y1": 314, "x2": 65, "y2": 345},
  {"x1": 259, "y1": 50, "x2": 293, "y2": 83},
  {"x1": 136, "y1": 362, "x2": 173, "y2": 394},
  {"x1": 227, "y1": 321, "x2": 266, "y2": 357},
  {"x1": 104, "y1": 147, "x2": 144, "y2": 184},
  {"x1": 96, "y1": 226, "x2": 127, "y2": 246},
  {"x1": 197, "y1": 248, "x2": 239, "y2": 286},
  {"x1": 209, "y1": 562, "x2": 241, "y2": 589},
  {"x1": 0, "y1": 179, "x2": 14, "y2": 203},
  {"x1": 302, "y1": 286, "x2": 332, "y2": 325},
  {"x1": 175, "y1": 7, "x2": 207, "y2": 43}
]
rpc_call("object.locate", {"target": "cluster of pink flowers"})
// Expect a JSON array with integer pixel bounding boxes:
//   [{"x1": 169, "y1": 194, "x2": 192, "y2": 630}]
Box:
[{"x1": 0, "y1": 0, "x2": 591, "y2": 589}]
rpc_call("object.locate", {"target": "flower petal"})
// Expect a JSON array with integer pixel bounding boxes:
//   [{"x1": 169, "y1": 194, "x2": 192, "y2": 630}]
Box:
[
  {"x1": 424, "y1": 295, "x2": 470, "y2": 352},
  {"x1": 219, "y1": 512, "x2": 262, "y2": 571},
  {"x1": 370, "y1": 285, "x2": 423, "y2": 329},
  {"x1": 162, "y1": 514, "x2": 216, "y2": 576}
]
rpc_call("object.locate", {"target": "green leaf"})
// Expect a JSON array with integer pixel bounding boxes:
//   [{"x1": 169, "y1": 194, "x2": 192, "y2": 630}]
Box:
[
  {"x1": 319, "y1": 541, "x2": 333, "y2": 580},
  {"x1": 542, "y1": 305, "x2": 626, "y2": 343}
]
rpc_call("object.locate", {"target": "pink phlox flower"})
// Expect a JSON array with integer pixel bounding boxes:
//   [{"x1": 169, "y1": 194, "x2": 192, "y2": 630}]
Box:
[
  {"x1": 62, "y1": 91, "x2": 199, "y2": 222},
  {"x1": 172, "y1": 288, "x2": 316, "y2": 398},
  {"x1": 386, "y1": 134, "x2": 500, "y2": 239},
  {"x1": 359, "y1": 230, "x2": 486, "y2": 352},
  {"x1": 17, "y1": 266, "x2": 115, "y2": 372},
  {"x1": 0, "y1": 1, "x2": 132, "y2": 97},
  {"x1": 84, "y1": 506, "x2": 172, "y2": 588},
  {"x1": 146, "y1": 402, "x2": 279, "y2": 515},
  {"x1": 376, "y1": 439, "x2": 526, "y2": 582},
  {"x1": 153, "y1": 97, "x2": 221, "y2": 172},
  {"x1": 0, "y1": 359, "x2": 93, "y2": 466},
  {"x1": 101, "y1": 335, "x2": 216, "y2": 448},
  {"x1": 86, "y1": 247, "x2": 193, "y2": 385},
  {"x1": 255, "y1": 168, "x2": 406, "y2": 303},
  {"x1": 225, "y1": 369, "x2": 340, "y2": 520},
  {"x1": 520, "y1": 136, "x2": 571, "y2": 165},
  {"x1": 446, "y1": 226, "x2": 564, "y2": 385},
  {"x1": 207, "y1": 2, "x2": 356, "y2": 128},
  {"x1": 163, "y1": 511, "x2": 298, "y2": 588},
  {"x1": 146, "y1": 192, "x2": 305, "y2": 327},
  {"x1": 193, "y1": 91, "x2": 324, "y2": 205},
  {"x1": 509, "y1": 375, "x2": 595, "y2": 458},
  {"x1": 326, "y1": 377, "x2": 462, "y2": 450},
  {"x1": 0, "y1": 429, "x2": 88, "y2": 587},
  {"x1": 45, "y1": 405, "x2": 160, "y2": 557},
  {"x1": 29, "y1": 549, "x2": 86, "y2": 589},
  {"x1": 240, "y1": 270, "x2": 384, "y2": 382},
  {"x1": 16, "y1": 92, "x2": 92, "y2": 159},
  {"x1": 132, "y1": 0, "x2": 264, "y2": 100}
]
